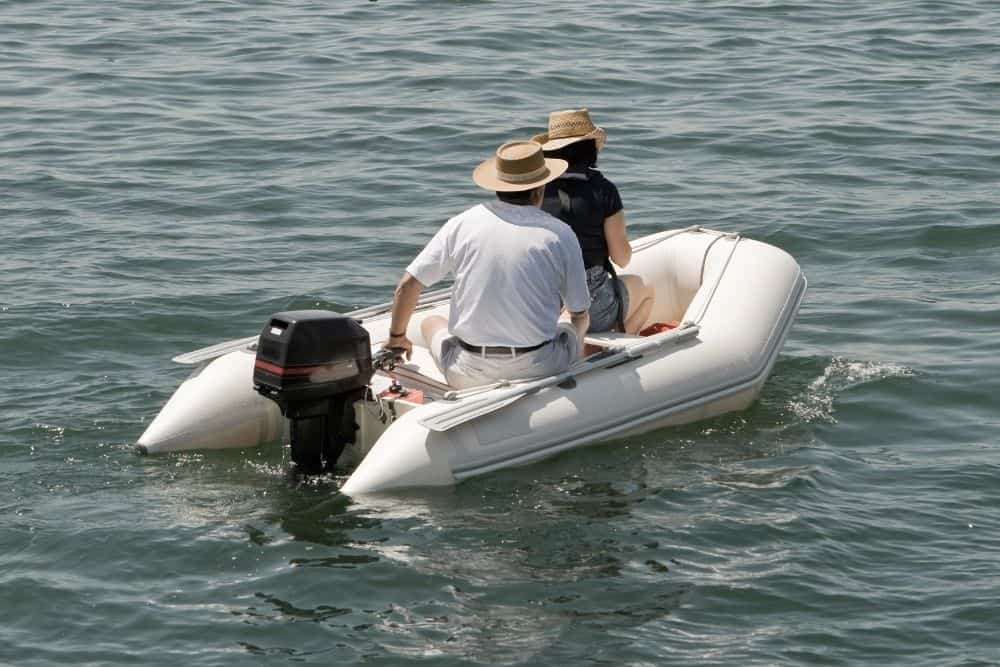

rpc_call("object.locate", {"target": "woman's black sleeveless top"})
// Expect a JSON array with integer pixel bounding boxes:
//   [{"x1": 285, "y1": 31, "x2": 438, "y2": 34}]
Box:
[{"x1": 541, "y1": 168, "x2": 623, "y2": 269}]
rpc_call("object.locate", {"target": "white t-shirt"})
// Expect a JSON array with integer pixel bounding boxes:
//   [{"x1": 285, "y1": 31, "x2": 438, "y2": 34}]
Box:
[{"x1": 406, "y1": 201, "x2": 591, "y2": 347}]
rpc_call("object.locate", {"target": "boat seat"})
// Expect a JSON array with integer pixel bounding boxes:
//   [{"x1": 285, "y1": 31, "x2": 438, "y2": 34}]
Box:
[
  {"x1": 582, "y1": 331, "x2": 645, "y2": 358},
  {"x1": 583, "y1": 331, "x2": 644, "y2": 348},
  {"x1": 399, "y1": 346, "x2": 448, "y2": 384},
  {"x1": 379, "y1": 335, "x2": 649, "y2": 391}
]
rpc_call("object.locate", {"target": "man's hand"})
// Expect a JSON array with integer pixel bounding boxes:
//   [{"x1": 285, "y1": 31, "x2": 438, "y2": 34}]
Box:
[
  {"x1": 385, "y1": 333, "x2": 413, "y2": 361},
  {"x1": 385, "y1": 272, "x2": 424, "y2": 362}
]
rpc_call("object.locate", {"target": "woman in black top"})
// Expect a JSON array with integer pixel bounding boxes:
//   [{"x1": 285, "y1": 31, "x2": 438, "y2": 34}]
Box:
[{"x1": 533, "y1": 109, "x2": 654, "y2": 333}]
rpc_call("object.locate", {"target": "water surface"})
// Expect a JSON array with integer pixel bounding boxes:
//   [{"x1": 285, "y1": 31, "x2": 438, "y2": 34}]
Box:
[{"x1": 2, "y1": 1, "x2": 998, "y2": 664}]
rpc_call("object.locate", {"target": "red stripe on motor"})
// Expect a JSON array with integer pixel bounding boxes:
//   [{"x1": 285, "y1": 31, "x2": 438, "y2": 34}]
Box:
[{"x1": 254, "y1": 360, "x2": 316, "y2": 377}]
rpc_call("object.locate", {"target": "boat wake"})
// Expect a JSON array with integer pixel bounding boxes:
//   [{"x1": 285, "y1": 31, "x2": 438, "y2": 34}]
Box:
[{"x1": 787, "y1": 357, "x2": 914, "y2": 423}]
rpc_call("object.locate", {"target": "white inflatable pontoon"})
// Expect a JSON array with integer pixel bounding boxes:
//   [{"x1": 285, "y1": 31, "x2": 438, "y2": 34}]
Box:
[{"x1": 137, "y1": 227, "x2": 806, "y2": 495}]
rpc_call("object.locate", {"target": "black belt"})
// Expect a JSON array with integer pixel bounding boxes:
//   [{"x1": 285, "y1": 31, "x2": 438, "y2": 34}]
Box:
[{"x1": 457, "y1": 338, "x2": 551, "y2": 355}]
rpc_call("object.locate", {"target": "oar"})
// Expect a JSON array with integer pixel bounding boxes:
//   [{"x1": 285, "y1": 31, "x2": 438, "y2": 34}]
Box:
[
  {"x1": 171, "y1": 334, "x2": 261, "y2": 365},
  {"x1": 171, "y1": 286, "x2": 454, "y2": 365},
  {"x1": 419, "y1": 323, "x2": 700, "y2": 432}
]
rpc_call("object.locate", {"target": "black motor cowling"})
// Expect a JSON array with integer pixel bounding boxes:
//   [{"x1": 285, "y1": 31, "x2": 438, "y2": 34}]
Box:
[{"x1": 253, "y1": 310, "x2": 373, "y2": 474}]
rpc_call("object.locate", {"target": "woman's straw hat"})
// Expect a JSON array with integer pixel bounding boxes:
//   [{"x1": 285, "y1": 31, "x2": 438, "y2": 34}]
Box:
[
  {"x1": 472, "y1": 141, "x2": 568, "y2": 192},
  {"x1": 531, "y1": 108, "x2": 607, "y2": 152}
]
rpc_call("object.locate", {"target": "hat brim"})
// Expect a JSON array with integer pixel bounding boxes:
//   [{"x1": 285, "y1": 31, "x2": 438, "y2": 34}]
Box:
[
  {"x1": 531, "y1": 126, "x2": 607, "y2": 152},
  {"x1": 472, "y1": 157, "x2": 568, "y2": 192}
]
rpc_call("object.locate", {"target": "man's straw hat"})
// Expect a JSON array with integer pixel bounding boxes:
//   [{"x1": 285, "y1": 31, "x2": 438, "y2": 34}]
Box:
[
  {"x1": 472, "y1": 141, "x2": 568, "y2": 192},
  {"x1": 531, "y1": 108, "x2": 607, "y2": 152}
]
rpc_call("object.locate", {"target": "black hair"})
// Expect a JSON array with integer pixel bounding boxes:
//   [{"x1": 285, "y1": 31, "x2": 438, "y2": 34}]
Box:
[
  {"x1": 496, "y1": 186, "x2": 541, "y2": 205},
  {"x1": 544, "y1": 139, "x2": 598, "y2": 170}
]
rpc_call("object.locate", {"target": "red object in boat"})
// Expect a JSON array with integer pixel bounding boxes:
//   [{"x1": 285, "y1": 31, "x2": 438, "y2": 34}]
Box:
[
  {"x1": 639, "y1": 321, "x2": 680, "y2": 336},
  {"x1": 378, "y1": 387, "x2": 425, "y2": 404}
]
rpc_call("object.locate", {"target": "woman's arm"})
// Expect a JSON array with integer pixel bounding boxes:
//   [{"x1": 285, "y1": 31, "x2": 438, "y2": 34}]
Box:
[{"x1": 604, "y1": 210, "x2": 631, "y2": 268}]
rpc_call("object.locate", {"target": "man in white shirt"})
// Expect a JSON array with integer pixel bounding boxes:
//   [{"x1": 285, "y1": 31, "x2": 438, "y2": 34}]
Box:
[{"x1": 386, "y1": 140, "x2": 591, "y2": 389}]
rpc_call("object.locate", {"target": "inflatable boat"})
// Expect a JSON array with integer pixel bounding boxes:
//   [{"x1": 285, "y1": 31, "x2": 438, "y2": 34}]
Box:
[{"x1": 137, "y1": 227, "x2": 806, "y2": 495}]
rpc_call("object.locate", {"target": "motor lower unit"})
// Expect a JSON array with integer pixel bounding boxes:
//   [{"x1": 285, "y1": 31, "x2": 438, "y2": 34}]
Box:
[{"x1": 252, "y1": 310, "x2": 373, "y2": 474}]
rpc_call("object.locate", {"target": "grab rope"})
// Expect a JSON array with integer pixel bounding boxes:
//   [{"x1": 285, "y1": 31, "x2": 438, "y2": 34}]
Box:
[
  {"x1": 698, "y1": 233, "x2": 727, "y2": 285},
  {"x1": 617, "y1": 224, "x2": 742, "y2": 326},
  {"x1": 693, "y1": 232, "x2": 741, "y2": 325},
  {"x1": 627, "y1": 225, "x2": 703, "y2": 254}
]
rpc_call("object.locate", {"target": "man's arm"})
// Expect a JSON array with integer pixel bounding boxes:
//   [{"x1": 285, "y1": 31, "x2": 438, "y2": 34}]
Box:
[
  {"x1": 386, "y1": 272, "x2": 425, "y2": 360},
  {"x1": 569, "y1": 309, "x2": 590, "y2": 357},
  {"x1": 559, "y1": 232, "x2": 591, "y2": 357}
]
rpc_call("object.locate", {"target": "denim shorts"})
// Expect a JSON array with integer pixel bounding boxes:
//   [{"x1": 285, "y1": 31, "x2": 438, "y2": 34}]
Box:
[
  {"x1": 586, "y1": 265, "x2": 628, "y2": 332},
  {"x1": 430, "y1": 323, "x2": 579, "y2": 390}
]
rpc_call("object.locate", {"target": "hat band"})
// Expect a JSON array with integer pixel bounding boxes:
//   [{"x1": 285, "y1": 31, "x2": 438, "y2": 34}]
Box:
[
  {"x1": 549, "y1": 121, "x2": 595, "y2": 140},
  {"x1": 497, "y1": 163, "x2": 548, "y2": 184}
]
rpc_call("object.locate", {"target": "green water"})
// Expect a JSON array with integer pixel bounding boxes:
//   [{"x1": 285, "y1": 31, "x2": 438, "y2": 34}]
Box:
[{"x1": 2, "y1": 1, "x2": 999, "y2": 664}]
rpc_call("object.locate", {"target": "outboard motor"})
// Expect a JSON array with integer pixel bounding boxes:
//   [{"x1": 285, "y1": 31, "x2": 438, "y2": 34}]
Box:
[{"x1": 252, "y1": 310, "x2": 373, "y2": 474}]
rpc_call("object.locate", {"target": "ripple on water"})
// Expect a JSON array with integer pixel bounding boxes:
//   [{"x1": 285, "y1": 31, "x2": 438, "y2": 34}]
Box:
[{"x1": 2, "y1": 0, "x2": 1000, "y2": 663}]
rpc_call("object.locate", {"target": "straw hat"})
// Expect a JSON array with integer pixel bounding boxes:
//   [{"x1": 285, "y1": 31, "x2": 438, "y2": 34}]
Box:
[
  {"x1": 531, "y1": 108, "x2": 607, "y2": 152},
  {"x1": 472, "y1": 141, "x2": 568, "y2": 192}
]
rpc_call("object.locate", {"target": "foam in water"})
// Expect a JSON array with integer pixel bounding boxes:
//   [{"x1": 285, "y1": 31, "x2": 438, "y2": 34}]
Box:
[{"x1": 787, "y1": 357, "x2": 914, "y2": 423}]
